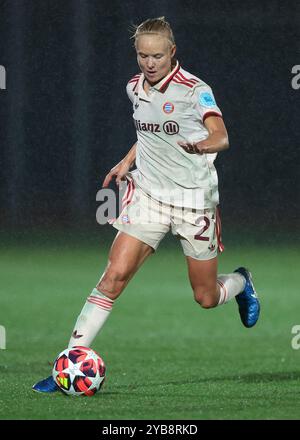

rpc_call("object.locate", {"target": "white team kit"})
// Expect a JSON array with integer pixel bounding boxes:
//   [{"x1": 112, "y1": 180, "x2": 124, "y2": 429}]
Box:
[
  {"x1": 32, "y1": 46, "x2": 260, "y2": 396},
  {"x1": 113, "y1": 61, "x2": 225, "y2": 260}
]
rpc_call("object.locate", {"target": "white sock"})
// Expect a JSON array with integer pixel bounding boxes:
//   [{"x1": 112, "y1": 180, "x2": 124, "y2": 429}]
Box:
[
  {"x1": 217, "y1": 273, "x2": 246, "y2": 305},
  {"x1": 68, "y1": 288, "x2": 114, "y2": 348}
]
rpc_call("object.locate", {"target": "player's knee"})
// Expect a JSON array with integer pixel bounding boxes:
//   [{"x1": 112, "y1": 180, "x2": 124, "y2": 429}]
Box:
[
  {"x1": 97, "y1": 268, "x2": 130, "y2": 300},
  {"x1": 193, "y1": 288, "x2": 217, "y2": 309}
]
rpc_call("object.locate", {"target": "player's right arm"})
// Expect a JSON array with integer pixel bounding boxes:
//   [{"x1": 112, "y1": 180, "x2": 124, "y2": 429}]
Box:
[
  {"x1": 102, "y1": 142, "x2": 137, "y2": 187},
  {"x1": 102, "y1": 74, "x2": 140, "y2": 188}
]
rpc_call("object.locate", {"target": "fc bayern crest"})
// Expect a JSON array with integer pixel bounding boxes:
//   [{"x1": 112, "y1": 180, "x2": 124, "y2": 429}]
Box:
[{"x1": 163, "y1": 102, "x2": 174, "y2": 114}]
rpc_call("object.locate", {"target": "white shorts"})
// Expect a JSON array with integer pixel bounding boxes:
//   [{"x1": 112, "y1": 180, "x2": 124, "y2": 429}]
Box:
[{"x1": 111, "y1": 178, "x2": 224, "y2": 260}]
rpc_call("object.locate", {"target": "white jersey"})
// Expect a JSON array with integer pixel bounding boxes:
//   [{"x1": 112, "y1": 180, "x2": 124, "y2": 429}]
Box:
[{"x1": 126, "y1": 61, "x2": 223, "y2": 209}]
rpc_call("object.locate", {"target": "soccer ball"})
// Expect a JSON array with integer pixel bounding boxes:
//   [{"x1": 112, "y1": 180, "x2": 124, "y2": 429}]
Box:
[{"x1": 52, "y1": 346, "x2": 106, "y2": 396}]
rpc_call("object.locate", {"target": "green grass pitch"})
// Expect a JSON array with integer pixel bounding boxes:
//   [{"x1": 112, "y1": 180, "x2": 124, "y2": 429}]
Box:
[{"x1": 0, "y1": 230, "x2": 299, "y2": 420}]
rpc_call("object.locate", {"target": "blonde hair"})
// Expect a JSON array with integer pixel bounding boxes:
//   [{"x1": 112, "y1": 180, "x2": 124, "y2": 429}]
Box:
[{"x1": 131, "y1": 17, "x2": 175, "y2": 47}]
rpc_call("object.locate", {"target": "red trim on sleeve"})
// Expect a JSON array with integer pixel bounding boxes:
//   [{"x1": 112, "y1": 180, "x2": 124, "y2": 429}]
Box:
[{"x1": 203, "y1": 112, "x2": 222, "y2": 123}]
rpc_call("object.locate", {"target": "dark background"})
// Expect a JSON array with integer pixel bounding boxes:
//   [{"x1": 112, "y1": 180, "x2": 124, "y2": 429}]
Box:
[{"x1": 0, "y1": 0, "x2": 299, "y2": 241}]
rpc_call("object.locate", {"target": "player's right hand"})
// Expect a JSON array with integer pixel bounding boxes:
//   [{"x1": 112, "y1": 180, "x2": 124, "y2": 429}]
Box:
[{"x1": 102, "y1": 160, "x2": 131, "y2": 188}]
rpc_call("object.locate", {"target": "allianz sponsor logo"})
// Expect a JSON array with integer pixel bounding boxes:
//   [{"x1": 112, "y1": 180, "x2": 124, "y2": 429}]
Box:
[
  {"x1": 134, "y1": 118, "x2": 161, "y2": 133},
  {"x1": 134, "y1": 118, "x2": 179, "y2": 135}
]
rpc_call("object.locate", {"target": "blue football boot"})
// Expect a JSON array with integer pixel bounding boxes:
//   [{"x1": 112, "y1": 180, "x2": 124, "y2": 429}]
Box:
[
  {"x1": 32, "y1": 375, "x2": 59, "y2": 393},
  {"x1": 234, "y1": 267, "x2": 260, "y2": 328}
]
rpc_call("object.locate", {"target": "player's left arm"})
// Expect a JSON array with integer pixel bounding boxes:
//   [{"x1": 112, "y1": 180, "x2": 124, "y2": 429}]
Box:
[{"x1": 178, "y1": 116, "x2": 229, "y2": 155}]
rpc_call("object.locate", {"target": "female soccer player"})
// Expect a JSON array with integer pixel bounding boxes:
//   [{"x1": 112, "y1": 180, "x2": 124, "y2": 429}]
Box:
[{"x1": 33, "y1": 17, "x2": 260, "y2": 393}]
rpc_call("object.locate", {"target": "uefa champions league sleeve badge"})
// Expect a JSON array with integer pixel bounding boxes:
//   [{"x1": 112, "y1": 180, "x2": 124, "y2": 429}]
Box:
[{"x1": 199, "y1": 92, "x2": 217, "y2": 108}]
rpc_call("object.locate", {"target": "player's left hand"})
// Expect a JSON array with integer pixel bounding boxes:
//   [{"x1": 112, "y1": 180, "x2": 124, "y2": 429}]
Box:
[{"x1": 177, "y1": 140, "x2": 209, "y2": 155}]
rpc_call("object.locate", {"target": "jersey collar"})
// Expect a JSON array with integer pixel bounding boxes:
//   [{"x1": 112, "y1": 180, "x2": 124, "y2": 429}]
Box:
[
  {"x1": 153, "y1": 60, "x2": 180, "y2": 92},
  {"x1": 137, "y1": 61, "x2": 180, "y2": 95}
]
